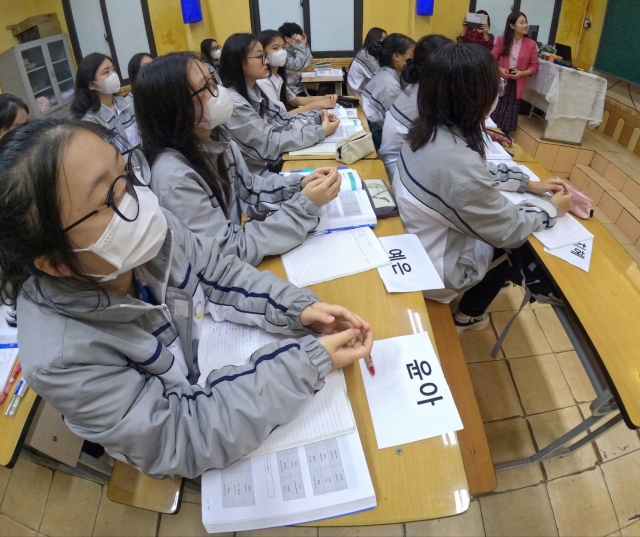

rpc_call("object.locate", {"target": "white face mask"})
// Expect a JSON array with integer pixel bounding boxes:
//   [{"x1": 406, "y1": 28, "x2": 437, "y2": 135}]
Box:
[
  {"x1": 194, "y1": 86, "x2": 233, "y2": 129},
  {"x1": 212, "y1": 49, "x2": 221, "y2": 60},
  {"x1": 93, "y1": 71, "x2": 121, "y2": 95},
  {"x1": 266, "y1": 49, "x2": 288, "y2": 67},
  {"x1": 73, "y1": 186, "x2": 168, "y2": 282}
]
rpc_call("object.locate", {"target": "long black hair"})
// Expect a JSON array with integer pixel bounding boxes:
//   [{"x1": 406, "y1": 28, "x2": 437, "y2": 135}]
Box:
[
  {"x1": 219, "y1": 33, "x2": 259, "y2": 104},
  {"x1": 70, "y1": 53, "x2": 114, "y2": 118},
  {"x1": 200, "y1": 38, "x2": 218, "y2": 65},
  {"x1": 362, "y1": 27, "x2": 386, "y2": 49},
  {"x1": 501, "y1": 11, "x2": 527, "y2": 57},
  {"x1": 0, "y1": 119, "x2": 129, "y2": 307},
  {"x1": 134, "y1": 52, "x2": 232, "y2": 215},
  {"x1": 128, "y1": 52, "x2": 153, "y2": 90},
  {"x1": 258, "y1": 30, "x2": 288, "y2": 105},
  {"x1": 402, "y1": 34, "x2": 453, "y2": 85},
  {"x1": 408, "y1": 43, "x2": 499, "y2": 160},
  {"x1": 0, "y1": 94, "x2": 29, "y2": 133},
  {"x1": 369, "y1": 33, "x2": 415, "y2": 69}
]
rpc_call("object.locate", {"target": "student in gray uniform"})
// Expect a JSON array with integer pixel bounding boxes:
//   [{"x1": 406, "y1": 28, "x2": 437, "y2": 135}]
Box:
[
  {"x1": 347, "y1": 27, "x2": 387, "y2": 97},
  {"x1": 200, "y1": 38, "x2": 222, "y2": 86},
  {"x1": 380, "y1": 34, "x2": 452, "y2": 178},
  {"x1": 393, "y1": 43, "x2": 572, "y2": 332},
  {"x1": 218, "y1": 33, "x2": 339, "y2": 175},
  {"x1": 277, "y1": 22, "x2": 312, "y2": 96},
  {"x1": 135, "y1": 52, "x2": 340, "y2": 266},
  {"x1": 0, "y1": 119, "x2": 373, "y2": 478},
  {"x1": 127, "y1": 52, "x2": 154, "y2": 93},
  {"x1": 362, "y1": 33, "x2": 416, "y2": 127},
  {"x1": 71, "y1": 53, "x2": 140, "y2": 146}
]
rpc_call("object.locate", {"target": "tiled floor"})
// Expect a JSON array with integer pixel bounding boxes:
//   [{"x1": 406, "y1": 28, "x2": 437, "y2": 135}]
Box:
[{"x1": 2, "y1": 128, "x2": 640, "y2": 537}]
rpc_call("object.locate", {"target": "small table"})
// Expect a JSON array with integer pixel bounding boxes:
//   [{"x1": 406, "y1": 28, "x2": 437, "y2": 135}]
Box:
[{"x1": 301, "y1": 74, "x2": 343, "y2": 96}]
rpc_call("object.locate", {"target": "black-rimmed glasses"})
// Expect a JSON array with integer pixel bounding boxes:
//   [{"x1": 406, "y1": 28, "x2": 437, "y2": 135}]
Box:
[
  {"x1": 246, "y1": 52, "x2": 268, "y2": 64},
  {"x1": 62, "y1": 146, "x2": 151, "y2": 233},
  {"x1": 191, "y1": 77, "x2": 219, "y2": 99}
]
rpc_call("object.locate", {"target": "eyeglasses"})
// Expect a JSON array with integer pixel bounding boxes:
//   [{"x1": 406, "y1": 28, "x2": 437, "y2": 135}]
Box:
[
  {"x1": 498, "y1": 78, "x2": 507, "y2": 97},
  {"x1": 191, "y1": 76, "x2": 219, "y2": 99},
  {"x1": 62, "y1": 146, "x2": 151, "y2": 233},
  {"x1": 246, "y1": 53, "x2": 268, "y2": 64}
]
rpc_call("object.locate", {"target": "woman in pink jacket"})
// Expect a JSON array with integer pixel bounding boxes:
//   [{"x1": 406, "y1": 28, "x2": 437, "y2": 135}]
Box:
[{"x1": 490, "y1": 11, "x2": 539, "y2": 135}]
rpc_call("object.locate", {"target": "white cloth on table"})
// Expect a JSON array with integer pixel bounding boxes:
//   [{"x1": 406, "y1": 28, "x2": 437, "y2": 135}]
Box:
[{"x1": 525, "y1": 61, "x2": 607, "y2": 128}]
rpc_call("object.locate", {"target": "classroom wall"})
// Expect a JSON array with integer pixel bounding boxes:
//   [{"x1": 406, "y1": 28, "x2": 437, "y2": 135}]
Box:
[{"x1": 555, "y1": 0, "x2": 608, "y2": 70}]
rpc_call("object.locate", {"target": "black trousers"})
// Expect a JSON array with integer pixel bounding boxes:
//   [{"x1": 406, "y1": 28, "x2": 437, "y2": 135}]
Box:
[{"x1": 458, "y1": 248, "x2": 523, "y2": 317}]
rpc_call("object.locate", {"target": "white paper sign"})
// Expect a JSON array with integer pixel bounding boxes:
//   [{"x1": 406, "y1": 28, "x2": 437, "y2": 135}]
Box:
[
  {"x1": 376, "y1": 235, "x2": 444, "y2": 293},
  {"x1": 545, "y1": 238, "x2": 593, "y2": 272},
  {"x1": 359, "y1": 332, "x2": 463, "y2": 449}
]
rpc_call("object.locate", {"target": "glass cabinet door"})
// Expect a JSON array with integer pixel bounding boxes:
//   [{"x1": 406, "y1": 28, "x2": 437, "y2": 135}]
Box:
[
  {"x1": 20, "y1": 45, "x2": 58, "y2": 113},
  {"x1": 47, "y1": 39, "x2": 75, "y2": 104}
]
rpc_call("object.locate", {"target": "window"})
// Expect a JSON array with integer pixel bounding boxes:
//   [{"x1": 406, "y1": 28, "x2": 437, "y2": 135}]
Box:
[{"x1": 249, "y1": 0, "x2": 364, "y2": 58}]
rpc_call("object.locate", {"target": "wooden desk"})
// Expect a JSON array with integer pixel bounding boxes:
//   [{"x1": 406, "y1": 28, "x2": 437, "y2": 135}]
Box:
[
  {"x1": 282, "y1": 105, "x2": 377, "y2": 161},
  {"x1": 509, "y1": 143, "x2": 537, "y2": 163},
  {"x1": 301, "y1": 75, "x2": 343, "y2": 96},
  {"x1": 269, "y1": 159, "x2": 492, "y2": 525}
]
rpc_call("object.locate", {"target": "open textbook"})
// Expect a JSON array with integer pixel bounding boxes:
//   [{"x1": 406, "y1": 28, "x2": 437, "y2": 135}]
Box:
[
  {"x1": 197, "y1": 317, "x2": 355, "y2": 456},
  {"x1": 314, "y1": 189, "x2": 376, "y2": 235},
  {"x1": 201, "y1": 427, "x2": 376, "y2": 533}
]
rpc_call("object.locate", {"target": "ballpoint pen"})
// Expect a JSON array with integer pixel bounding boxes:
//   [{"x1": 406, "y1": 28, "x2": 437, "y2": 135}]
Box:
[{"x1": 364, "y1": 354, "x2": 375, "y2": 376}]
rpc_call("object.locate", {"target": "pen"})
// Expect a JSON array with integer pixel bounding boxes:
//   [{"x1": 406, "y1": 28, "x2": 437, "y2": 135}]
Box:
[
  {"x1": 364, "y1": 354, "x2": 375, "y2": 376},
  {"x1": 5, "y1": 379, "x2": 27, "y2": 417},
  {"x1": 282, "y1": 165, "x2": 349, "y2": 175},
  {"x1": 0, "y1": 359, "x2": 20, "y2": 405}
]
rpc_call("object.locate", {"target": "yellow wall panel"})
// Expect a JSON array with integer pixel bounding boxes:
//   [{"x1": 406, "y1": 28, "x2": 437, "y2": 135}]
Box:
[
  {"x1": 556, "y1": 0, "x2": 587, "y2": 53},
  {"x1": 147, "y1": 0, "x2": 189, "y2": 56}
]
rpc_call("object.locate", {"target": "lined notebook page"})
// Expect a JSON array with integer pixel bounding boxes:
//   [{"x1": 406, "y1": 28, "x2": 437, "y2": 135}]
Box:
[
  {"x1": 288, "y1": 143, "x2": 336, "y2": 156},
  {"x1": 282, "y1": 228, "x2": 390, "y2": 287},
  {"x1": 197, "y1": 317, "x2": 355, "y2": 454}
]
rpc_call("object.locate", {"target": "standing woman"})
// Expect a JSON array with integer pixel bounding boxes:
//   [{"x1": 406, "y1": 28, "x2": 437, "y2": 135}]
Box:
[
  {"x1": 361, "y1": 33, "x2": 416, "y2": 127},
  {"x1": 490, "y1": 12, "x2": 539, "y2": 135},
  {"x1": 218, "y1": 33, "x2": 338, "y2": 175},
  {"x1": 457, "y1": 10, "x2": 494, "y2": 51},
  {"x1": 347, "y1": 27, "x2": 387, "y2": 97},
  {"x1": 200, "y1": 38, "x2": 222, "y2": 85},
  {"x1": 71, "y1": 53, "x2": 140, "y2": 146}
]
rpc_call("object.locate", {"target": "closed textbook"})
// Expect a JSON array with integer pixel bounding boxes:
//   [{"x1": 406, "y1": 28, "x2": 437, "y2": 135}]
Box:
[{"x1": 201, "y1": 427, "x2": 376, "y2": 533}]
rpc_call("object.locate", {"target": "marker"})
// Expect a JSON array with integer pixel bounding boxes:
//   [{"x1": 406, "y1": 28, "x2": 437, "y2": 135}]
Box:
[
  {"x1": 281, "y1": 165, "x2": 349, "y2": 175},
  {"x1": 0, "y1": 359, "x2": 20, "y2": 405},
  {"x1": 364, "y1": 354, "x2": 375, "y2": 376},
  {"x1": 5, "y1": 378, "x2": 26, "y2": 417}
]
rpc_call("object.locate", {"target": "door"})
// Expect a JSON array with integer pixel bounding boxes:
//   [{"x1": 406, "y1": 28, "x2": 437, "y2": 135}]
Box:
[
  {"x1": 68, "y1": 0, "x2": 111, "y2": 58},
  {"x1": 19, "y1": 42, "x2": 58, "y2": 116},
  {"x1": 520, "y1": 0, "x2": 556, "y2": 44},
  {"x1": 256, "y1": 0, "x2": 304, "y2": 33},
  {"x1": 308, "y1": 0, "x2": 354, "y2": 53}
]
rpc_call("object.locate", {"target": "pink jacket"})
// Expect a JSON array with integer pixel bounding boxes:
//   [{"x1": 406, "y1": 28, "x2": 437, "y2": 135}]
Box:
[{"x1": 492, "y1": 36, "x2": 539, "y2": 100}]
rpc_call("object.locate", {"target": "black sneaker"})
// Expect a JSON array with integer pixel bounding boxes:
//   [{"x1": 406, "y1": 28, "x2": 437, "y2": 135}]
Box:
[{"x1": 454, "y1": 313, "x2": 490, "y2": 333}]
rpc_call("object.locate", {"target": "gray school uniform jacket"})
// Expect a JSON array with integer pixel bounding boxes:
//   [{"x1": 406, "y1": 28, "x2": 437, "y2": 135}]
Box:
[
  {"x1": 219, "y1": 85, "x2": 326, "y2": 176},
  {"x1": 81, "y1": 95, "x2": 140, "y2": 146},
  {"x1": 285, "y1": 42, "x2": 313, "y2": 95},
  {"x1": 346, "y1": 49, "x2": 380, "y2": 97},
  {"x1": 392, "y1": 126, "x2": 558, "y2": 303},
  {"x1": 18, "y1": 210, "x2": 331, "y2": 479},
  {"x1": 150, "y1": 137, "x2": 319, "y2": 266},
  {"x1": 380, "y1": 83, "x2": 418, "y2": 178},
  {"x1": 362, "y1": 66, "x2": 403, "y2": 125}
]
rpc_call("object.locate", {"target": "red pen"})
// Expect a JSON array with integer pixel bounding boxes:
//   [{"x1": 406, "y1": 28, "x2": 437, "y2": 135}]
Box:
[
  {"x1": 364, "y1": 354, "x2": 375, "y2": 376},
  {"x1": 1, "y1": 361, "x2": 21, "y2": 405}
]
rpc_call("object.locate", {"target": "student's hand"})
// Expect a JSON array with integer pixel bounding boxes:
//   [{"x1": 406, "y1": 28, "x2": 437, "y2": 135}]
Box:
[
  {"x1": 526, "y1": 177, "x2": 567, "y2": 195},
  {"x1": 551, "y1": 190, "x2": 573, "y2": 217},
  {"x1": 499, "y1": 67, "x2": 512, "y2": 79},
  {"x1": 319, "y1": 327, "x2": 374, "y2": 370},
  {"x1": 321, "y1": 110, "x2": 340, "y2": 136},
  {"x1": 299, "y1": 33, "x2": 308, "y2": 45},
  {"x1": 301, "y1": 170, "x2": 341, "y2": 206},
  {"x1": 481, "y1": 24, "x2": 490, "y2": 34},
  {"x1": 300, "y1": 302, "x2": 371, "y2": 336},
  {"x1": 285, "y1": 36, "x2": 294, "y2": 45},
  {"x1": 300, "y1": 167, "x2": 337, "y2": 187},
  {"x1": 312, "y1": 96, "x2": 337, "y2": 110}
]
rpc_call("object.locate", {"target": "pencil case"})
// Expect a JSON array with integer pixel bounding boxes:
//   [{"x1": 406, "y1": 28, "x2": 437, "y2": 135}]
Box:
[
  {"x1": 336, "y1": 131, "x2": 375, "y2": 165},
  {"x1": 565, "y1": 183, "x2": 594, "y2": 219}
]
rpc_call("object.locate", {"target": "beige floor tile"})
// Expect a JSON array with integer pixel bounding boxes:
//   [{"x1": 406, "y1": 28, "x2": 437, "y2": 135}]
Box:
[
  {"x1": 182, "y1": 489, "x2": 201, "y2": 504},
  {"x1": 468, "y1": 361, "x2": 522, "y2": 422},
  {"x1": 556, "y1": 351, "x2": 597, "y2": 403},
  {"x1": 484, "y1": 418, "x2": 544, "y2": 492},
  {"x1": 578, "y1": 402, "x2": 640, "y2": 462},
  {"x1": 40, "y1": 472, "x2": 101, "y2": 537},
  {"x1": 479, "y1": 484, "x2": 558, "y2": 537},
  {"x1": 93, "y1": 485, "x2": 158, "y2": 537},
  {"x1": 594, "y1": 207, "x2": 614, "y2": 224},
  {"x1": 602, "y1": 450, "x2": 640, "y2": 529},
  {"x1": 0, "y1": 457, "x2": 53, "y2": 531},
  {"x1": 459, "y1": 327, "x2": 503, "y2": 363},
  {"x1": 533, "y1": 309, "x2": 573, "y2": 353},
  {"x1": 0, "y1": 466, "x2": 10, "y2": 505},
  {"x1": 609, "y1": 532, "x2": 623, "y2": 537},
  {"x1": 528, "y1": 407, "x2": 598, "y2": 480},
  {"x1": 491, "y1": 310, "x2": 552, "y2": 359},
  {"x1": 159, "y1": 502, "x2": 227, "y2": 537},
  {"x1": 239, "y1": 527, "x2": 318, "y2": 537},
  {"x1": 530, "y1": 299, "x2": 551, "y2": 310},
  {"x1": 317, "y1": 525, "x2": 404, "y2": 537},
  {"x1": 405, "y1": 499, "x2": 485, "y2": 536},
  {"x1": 510, "y1": 354, "x2": 574, "y2": 415},
  {"x1": 547, "y1": 468, "x2": 619, "y2": 537},
  {"x1": 622, "y1": 520, "x2": 640, "y2": 536},
  {"x1": 0, "y1": 514, "x2": 38, "y2": 537},
  {"x1": 487, "y1": 285, "x2": 529, "y2": 313}
]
